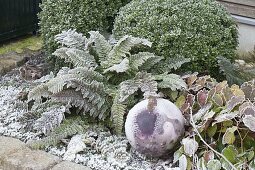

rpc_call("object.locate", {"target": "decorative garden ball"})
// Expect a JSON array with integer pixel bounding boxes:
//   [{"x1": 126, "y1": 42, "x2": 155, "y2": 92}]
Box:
[{"x1": 125, "y1": 98, "x2": 185, "y2": 157}]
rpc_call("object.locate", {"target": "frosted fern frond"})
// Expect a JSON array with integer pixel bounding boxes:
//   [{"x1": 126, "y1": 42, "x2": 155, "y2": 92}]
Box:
[
  {"x1": 53, "y1": 47, "x2": 97, "y2": 68},
  {"x1": 154, "y1": 73, "x2": 187, "y2": 90},
  {"x1": 101, "y1": 35, "x2": 152, "y2": 69},
  {"x1": 28, "y1": 84, "x2": 51, "y2": 102},
  {"x1": 88, "y1": 31, "x2": 111, "y2": 62},
  {"x1": 157, "y1": 56, "x2": 191, "y2": 73},
  {"x1": 118, "y1": 72, "x2": 158, "y2": 102},
  {"x1": 217, "y1": 56, "x2": 255, "y2": 85},
  {"x1": 129, "y1": 52, "x2": 161, "y2": 71},
  {"x1": 55, "y1": 29, "x2": 86, "y2": 49},
  {"x1": 46, "y1": 67, "x2": 104, "y2": 94},
  {"x1": 103, "y1": 58, "x2": 129, "y2": 73},
  {"x1": 34, "y1": 106, "x2": 66, "y2": 135},
  {"x1": 111, "y1": 102, "x2": 127, "y2": 135},
  {"x1": 139, "y1": 56, "x2": 164, "y2": 71},
  {"x1": 27, "y1": 117, "x2": 88, "y2": 149}
]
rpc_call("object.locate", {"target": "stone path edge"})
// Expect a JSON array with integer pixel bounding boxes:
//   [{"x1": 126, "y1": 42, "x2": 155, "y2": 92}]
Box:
[{"x1": 0, "y1": 136, "x2": 91, "y2": 170}]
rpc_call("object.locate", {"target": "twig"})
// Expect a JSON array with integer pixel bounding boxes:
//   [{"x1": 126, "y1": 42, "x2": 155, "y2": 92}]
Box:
[{"x1": 189, "y1": 110, "x2": 238, "y2": 170}]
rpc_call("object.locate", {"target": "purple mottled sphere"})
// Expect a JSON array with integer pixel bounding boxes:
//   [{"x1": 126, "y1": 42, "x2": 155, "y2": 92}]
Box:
[{"x1": 125, "y1": 98, "x2": 185, "y2": 157}]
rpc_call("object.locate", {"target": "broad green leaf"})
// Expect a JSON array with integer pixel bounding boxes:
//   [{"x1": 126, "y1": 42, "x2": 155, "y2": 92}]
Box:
[
  {"x1": 182, "y1": 137, "x2": 199, "y2": 157},
  {"x1": 207, "y1": 124, "x2": 217, "y2": 138},
  {"x1": 212, "y1": 94, "x2": 224, "y2": 106},
  {"x1": 248, "y1": 151, "x2": 255, "y2": 161},
  {"x1": 175, "y1": 95, "x2": 186, "y2": 108},
  {"x1": 243, "y1": 115, "x2": 255, "y2": 132},
  {"x1": 222, "y1": 145, "x2": 238, "y2": 164},
  {"x1": 222, "y1": 126, "x2": 237, "y2": 145},
  {"x1": 207, "y1": 159, "x2": 221, "y2": 170}
]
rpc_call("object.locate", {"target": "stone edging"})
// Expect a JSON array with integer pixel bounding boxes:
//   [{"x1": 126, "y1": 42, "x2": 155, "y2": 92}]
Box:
[{"x1": 0, "y1": 136, "x2": 91, "y2": 170}]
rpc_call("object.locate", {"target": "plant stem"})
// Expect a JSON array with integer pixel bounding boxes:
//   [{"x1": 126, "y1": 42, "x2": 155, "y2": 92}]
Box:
[{"x1": 190, "y1": 110, "x2": 238, "y2": 170}]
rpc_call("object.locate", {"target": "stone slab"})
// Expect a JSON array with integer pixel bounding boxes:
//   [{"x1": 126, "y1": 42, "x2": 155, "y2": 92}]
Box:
[
  {"x1": 51, "y1": 161, "x2": 91, "y2": 170},
  {"x1": 2, "y1": 149, "x2": 61, "y2": 170},
  {"x1": 0, "y1": 137, "x2": 26, "y2": 160}
]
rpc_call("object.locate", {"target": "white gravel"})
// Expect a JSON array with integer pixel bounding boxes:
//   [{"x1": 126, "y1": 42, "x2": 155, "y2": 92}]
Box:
[{"x1": 0, "y1": 68, "x2": 176, "y2": 170}]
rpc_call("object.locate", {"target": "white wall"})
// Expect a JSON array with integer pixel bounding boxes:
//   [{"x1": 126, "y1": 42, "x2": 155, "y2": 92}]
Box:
[{"x1": 233, "y1": 15, "x2": 255, "y2": 54}]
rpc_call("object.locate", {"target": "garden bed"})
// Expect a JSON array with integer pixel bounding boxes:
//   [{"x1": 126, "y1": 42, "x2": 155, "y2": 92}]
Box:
[{"x1": 0, "y1": 54, "x2": 177, "y2": 170}]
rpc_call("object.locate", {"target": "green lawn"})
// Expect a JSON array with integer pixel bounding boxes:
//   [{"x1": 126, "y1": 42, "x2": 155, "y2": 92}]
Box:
[{"x1": 0, "y1": 35, "x2": 42, "y2": 55}]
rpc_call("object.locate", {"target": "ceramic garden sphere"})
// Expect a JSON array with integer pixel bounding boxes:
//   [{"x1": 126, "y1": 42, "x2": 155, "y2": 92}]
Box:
[{"x1": 125, "y1": 98, "x2": 185, "y2": 157}]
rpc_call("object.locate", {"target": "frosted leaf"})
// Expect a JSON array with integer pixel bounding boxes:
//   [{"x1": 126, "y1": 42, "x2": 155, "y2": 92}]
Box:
[
  {"x1": 34, "y1": 106, "x2": 65, "y2": 135},
  {"x1": 204, "y1": 150, "x2": 215, "y2": 162},
  {"x1": 197, "y1": 157, "x2": 207, "y2": 170},
  {"x1": 104, "y1": 58, "x2": 129, "y2": 73},
  {"x1": 193, "y1": 103, "x2": 212, "y2": 123},
  {"x1": 34, "y1": 72, "x2": 54, "y2": 83},
  {"x1": 182, "y1": 137, "x2": 198, "y2": 157},
  {"x1": 197, "y1": 89, "x2": 208, "y2": 107},
  {"x1": 55, "y1": 29, "x2": 86, "y2": 49},
  {"x1": 212, "y1": 94, "x2": 223, "y2": 106},
  {"x1": 63, "y1": 134, "x2": 86, "y2": 161},
  {"x1": 239, "y1": 101, "x2": 255, "y2": 116},
  {"x1": 179, "y1": 155, "x2": 187, "y2": 170},
  {"x1": 213, "y1": 111, "x2": 238, "y2": 125},
  {"x1": 243, "y1": 115, "x2": 255, "y2": 132},
  {"x1": 226, "y1": 95, "x2": 245, "y2": 112},
  {"x1": 222, "y1": 126, "x2": 237, "y2": 145},
  {"x1": 173, "y1": 146, "x2": 184, "y2": 163},
  {"x1": 241, "y1": 79, "x2": 255, "y2": 101},
  {"x1": 207, "y1": 160, "x2": 221, "y2": 170},
  {"x1": 155, "y1": 73, "x2": 187, "y2": 91}
]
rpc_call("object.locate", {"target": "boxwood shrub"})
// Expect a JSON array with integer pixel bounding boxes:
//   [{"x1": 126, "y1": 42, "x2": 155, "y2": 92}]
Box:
[
  {"x1": 113, "y1": 0, "x2": 238, "y2": 77},
  {"x1": 39, "y1": 0, "x2": 130, "y2": 63}
]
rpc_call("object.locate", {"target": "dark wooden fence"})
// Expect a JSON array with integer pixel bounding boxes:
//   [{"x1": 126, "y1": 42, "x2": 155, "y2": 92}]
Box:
[{"x1": 0, "y1": 0, "x2": 41, "y2": 42}]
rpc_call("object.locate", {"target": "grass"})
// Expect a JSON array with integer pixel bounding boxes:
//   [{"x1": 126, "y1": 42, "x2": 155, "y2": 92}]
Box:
[{"x1": 0, "y1": 35, "x2": 42, "y2": 55}]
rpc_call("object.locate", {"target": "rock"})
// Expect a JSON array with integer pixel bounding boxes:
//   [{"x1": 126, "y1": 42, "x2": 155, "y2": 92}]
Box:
[
  {"x1": 51, "y1": 161, "x2": 91, "y2": 170},
  {"x1": 0, "y1": 137, "x2": 26, "y2": 161},
  {"x1": 2, "y1": 149, "x2": 61, "y2": 170}
]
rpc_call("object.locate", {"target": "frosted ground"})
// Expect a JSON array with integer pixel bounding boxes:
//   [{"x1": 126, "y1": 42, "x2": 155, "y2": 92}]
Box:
[{"x1": 0, "y1": 64, "x2": 177, "y2": 170}]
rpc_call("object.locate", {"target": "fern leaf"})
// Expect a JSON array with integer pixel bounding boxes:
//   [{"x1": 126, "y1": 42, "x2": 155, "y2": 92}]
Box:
[
  {"x1": 53, "y1": 48, "x2": 97, "y2": 68},
  {"x1": 101, "y1": 35, "x2": 152, "y2": 68},
  {"x1": 217, "y1": 56, "x2": 255, "y2": 85},
  {"x1": 103, "y1": 58, "x2": 129, "y2": 73},
  {"x1": 111, "y1": 102, "x2": 127, "y2": 135},
  {"x1": 140, "y1": 56, "x2": 164, "y2": 71},
  {"x1": 27, "y1": 117, "x2": 87, "y2": 149},
  {"x1": 34, "y1": 106, "x2": 66, "y2": 135},
  {"x1": 129, "y1": 52, "x2": 160, "y2": 71},
  {"x1": 28, "y1": 84, "x2": 51, "y2": 102},
  {"x1": 118, "y1": 72, "x2": 158, "y2": 102},
  {"x1": 47, "y1": 67, "x2": 104, "y2": 94},
  {"x1": 154, "y1": 73, "x2": 187, "y2": 90},
  {"x1": 55, "y1": 29, "x2": 86, "y2": 49},
  {"x1": 88, "y1": 31, "x2": 111, "y2": 63},
  {"x1": 157, "y1": 56, "x2": 191, "y2": 73}
]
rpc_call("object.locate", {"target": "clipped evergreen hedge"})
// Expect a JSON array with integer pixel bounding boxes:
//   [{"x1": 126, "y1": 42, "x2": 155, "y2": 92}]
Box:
[
  {"x1": 39, "y1": 0, "x2": 130, "y2": 56},
  {"x1": 113, "y1": 0, "x2": 238, "y2": 76}
]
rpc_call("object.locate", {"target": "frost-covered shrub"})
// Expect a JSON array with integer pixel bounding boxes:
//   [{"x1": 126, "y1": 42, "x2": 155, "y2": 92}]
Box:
[
  {"x1": 113, "y1": 0, "x2": 238, "y2": 77},
  {"x1": 39, "y1": 0, "x2": 130, "y2": 58}
]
